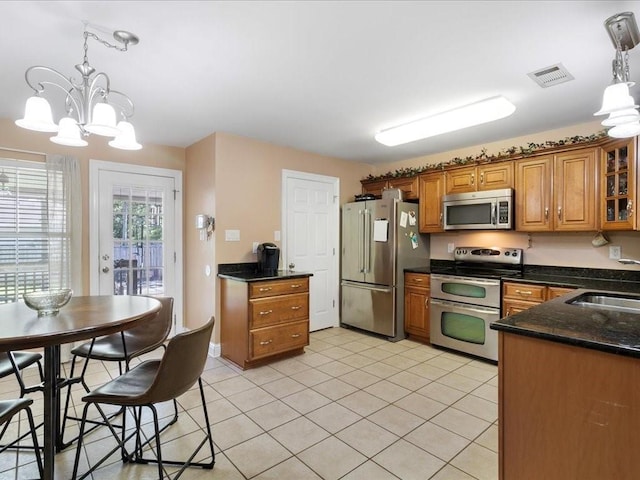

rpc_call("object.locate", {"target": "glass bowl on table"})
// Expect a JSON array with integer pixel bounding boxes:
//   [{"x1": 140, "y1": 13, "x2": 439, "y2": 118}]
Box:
[{"x1": 23, "y1": 289, "x2": 73, "y2": 316}]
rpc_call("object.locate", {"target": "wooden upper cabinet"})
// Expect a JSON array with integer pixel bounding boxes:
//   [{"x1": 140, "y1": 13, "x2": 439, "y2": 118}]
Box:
[
  {"x1": 515, "y1": 147, "x2": 598, "y2": 232},
  {"x1": 361, "y1": 179, "x2": 387, "y2": 198},
  {"x1": 419, "y1": 171, "x2": 445, "y2": 233},
  {"x1": 554, "y1": 148, "x2": 597, "y2": 231},
  {"x1": 445, "y1": 162, "x2": 513, "y2": 194},
  {"x1": 515, "y1": 156, "x2": 553, "y2": 231},
  {"x1": 361, "y1": 176, "x2": 419, "y2": 200},
  {"x1": 388, "y1": 176, "x2": 419, "y2": 200},
  {"x1": 600, "y1": 138, "x2": 637, "y2": 231}
]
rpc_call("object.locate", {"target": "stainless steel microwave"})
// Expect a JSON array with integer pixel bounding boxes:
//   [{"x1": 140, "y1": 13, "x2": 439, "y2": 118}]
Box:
[{"x1": 443, "y1": 188, "x2": 513, "y2": 230}]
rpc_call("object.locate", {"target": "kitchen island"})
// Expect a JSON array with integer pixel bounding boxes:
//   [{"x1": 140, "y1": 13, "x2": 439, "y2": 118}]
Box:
[
  {"x1": 218, "y1": 263, "x2": 313, "y2": 369},
  {"x1": 491, "y1": 289, "x2": 640, "y2": 480}
]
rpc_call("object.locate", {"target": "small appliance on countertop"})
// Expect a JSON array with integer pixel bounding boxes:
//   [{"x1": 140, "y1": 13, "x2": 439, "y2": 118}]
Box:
[{"x1": 257, "y1": 242, "x2": 280, "y2": 275}]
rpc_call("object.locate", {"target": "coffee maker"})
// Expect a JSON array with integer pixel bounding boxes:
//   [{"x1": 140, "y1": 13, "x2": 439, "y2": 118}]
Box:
[{"x1": 257, "y1": 243, "x2": 280, "y2": 274}]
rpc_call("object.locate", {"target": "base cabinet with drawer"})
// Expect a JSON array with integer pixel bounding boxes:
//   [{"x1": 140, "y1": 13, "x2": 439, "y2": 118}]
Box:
[
  {"x1": 220, "y1": 276, "x2": 311, "y2": 369},
  {"x1": 502, "y1": 281, "x2": 576, "y2": 317},
  {"x1": 404, "y1": 272, "x2": 430, "y2": 343}
]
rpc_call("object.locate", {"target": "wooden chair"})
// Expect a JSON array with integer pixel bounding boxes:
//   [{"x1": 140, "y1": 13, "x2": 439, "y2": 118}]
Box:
[{"x1": 71, "y1": 316, "x2": 215, "y2": 479}]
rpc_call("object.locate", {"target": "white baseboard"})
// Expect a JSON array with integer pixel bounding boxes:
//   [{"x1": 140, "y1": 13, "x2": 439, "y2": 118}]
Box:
[{"x1": 208, "y1": 342, "x2": 221, "y2": 358}]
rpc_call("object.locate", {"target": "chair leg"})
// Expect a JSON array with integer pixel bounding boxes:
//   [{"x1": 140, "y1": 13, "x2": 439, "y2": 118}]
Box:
[
  {"x1": 72, "y1": 401, "x2": 138, "y2": 480},
  {"x1": 60, "y1": 354, "x2": 126, "y2": 450},
  {"x1": 0, "y1": 405, "x2": 44, "y2": 479},
  {"x1": 25, "y1": 404, "x2": 44, "y2": 479}
]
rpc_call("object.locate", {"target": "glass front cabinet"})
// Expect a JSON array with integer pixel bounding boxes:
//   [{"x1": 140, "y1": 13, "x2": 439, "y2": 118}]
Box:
[{"x1": 600, "y1": 138, "x2": 637, "y2": 231}]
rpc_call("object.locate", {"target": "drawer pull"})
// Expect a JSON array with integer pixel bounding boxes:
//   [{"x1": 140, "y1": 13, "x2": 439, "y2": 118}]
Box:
[
  {"x1": 259, "y1": 310, "x2": 273, "y2": 315},
  {"x1": 291, "y1": 333, "x2": 301, "y2": 338},
  {"x1": 259, "y1": 287, "x2": 272, "y2": 292},
  {"x1": 414, "y1": 278, "x2": 423, "y2": 282},
  {"x1": 515, "y1": 289, "x2": 532, "y2": 296},
  {"x1": 291, "y1": 305, "x2": 302, "y2": 310},
  {"x1": 290, "y1": 284, "x2": 302, "y2": 288},
  {"x1": 259, "y1": 339, "x2": 273, "y2": 345}
]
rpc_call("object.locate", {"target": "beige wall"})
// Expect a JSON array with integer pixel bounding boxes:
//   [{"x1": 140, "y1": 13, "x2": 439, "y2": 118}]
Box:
[
  {"x1": 184, "y1": 135, "x2": 216, "y2": 331},
  {"x1": 193, "y1": 132, "x2": 372, "y2": 341},
  {"x1": 373, "y1": 120, "x2": 606, "y2": 172}
]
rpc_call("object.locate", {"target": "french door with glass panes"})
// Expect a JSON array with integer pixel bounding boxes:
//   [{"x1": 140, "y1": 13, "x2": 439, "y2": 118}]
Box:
[{"x1": 90, "y1": 161, "x2": 182, "y2": 332}]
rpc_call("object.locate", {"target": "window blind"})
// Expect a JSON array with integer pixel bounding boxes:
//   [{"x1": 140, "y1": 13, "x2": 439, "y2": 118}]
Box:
[{"x1": 0, "y1": 160, "x2": 67, "y2": 302}]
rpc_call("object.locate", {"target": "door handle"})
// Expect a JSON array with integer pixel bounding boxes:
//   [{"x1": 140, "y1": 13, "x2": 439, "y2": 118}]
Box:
[{"x1": 102, "y1": 267, "x2": 110, "y2": 273}]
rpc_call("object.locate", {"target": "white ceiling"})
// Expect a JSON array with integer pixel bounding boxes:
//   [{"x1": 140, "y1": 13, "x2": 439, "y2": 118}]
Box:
[{"x1": 1, "y1": 1, "x2": 639, "y2": 164}]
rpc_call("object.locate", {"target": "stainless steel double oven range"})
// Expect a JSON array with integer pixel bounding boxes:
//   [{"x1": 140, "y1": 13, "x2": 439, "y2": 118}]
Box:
[{"x1": 429, "y1": 247, "x2": 523, "y2": 362}]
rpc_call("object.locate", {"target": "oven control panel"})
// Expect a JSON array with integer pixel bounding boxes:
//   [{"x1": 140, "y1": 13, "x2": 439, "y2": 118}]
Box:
[{"x1": 454, "y1": 246, "x2": 522, "y2": 265}]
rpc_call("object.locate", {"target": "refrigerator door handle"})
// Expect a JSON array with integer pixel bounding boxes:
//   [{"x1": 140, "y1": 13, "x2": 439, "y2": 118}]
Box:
[
  {"x1": 358, "y1": 209, "x2": 364, "y2": 273},
  {"x1": 364, "y1": 209, "x2": 371, "y2": 273},
  {"x1": 341, "y1": 280, "x2": 393, "y2": 293}
]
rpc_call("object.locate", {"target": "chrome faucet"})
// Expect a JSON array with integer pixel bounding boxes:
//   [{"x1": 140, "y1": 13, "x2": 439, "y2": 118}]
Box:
[{"x1": 618, "y1": 258, "x2": 640, "y2": 265}]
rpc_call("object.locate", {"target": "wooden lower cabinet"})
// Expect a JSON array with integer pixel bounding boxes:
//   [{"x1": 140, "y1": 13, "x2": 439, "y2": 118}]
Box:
[
  {"x1": 404, "y1": 272, "x2": 430, "y2": 343},
  {"x1": 502, "y1": 281, "x2": 576, "y2": 316},
  {"x1": 499, "y1": 332, "x2": 640, "y2": 479},
  {"x1": 220, "y1": 276, "x2": 310, "y2": 369}
]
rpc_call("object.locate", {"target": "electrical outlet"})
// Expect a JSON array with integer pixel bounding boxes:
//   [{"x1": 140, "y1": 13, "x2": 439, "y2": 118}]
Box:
[
  {"x1": 609, "y1": 245, "x2": 621, "y2": 260},
  {"x1": 448, "y1": 243, "x2": 455, "y2": 253},
  {"x1": 252, "y1": 242, "x2": 259, "y2": 254}
]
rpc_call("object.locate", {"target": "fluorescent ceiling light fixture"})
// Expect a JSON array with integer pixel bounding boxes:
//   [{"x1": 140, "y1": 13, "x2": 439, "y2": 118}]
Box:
[{"x1": 375, "y1": 96, "x2": 516, "y2": 147}]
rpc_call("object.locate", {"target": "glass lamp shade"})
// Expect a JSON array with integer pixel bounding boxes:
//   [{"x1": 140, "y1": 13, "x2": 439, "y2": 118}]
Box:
[
  {"x1": 108, "y1": 121, "x2": 142, "y2": 150},
  {"x1": 601, "y1": 108, "x2": 640, "y2": 127},
  {"x1": 594, "y1": 83, "x2": 638, "y2": 116},
  {"x1": 50, "y1": 117, "x2": 88, "y2": 147},
  {"x1": 84, "y1": 103, "x2": 120, "y2": 136},
  {"x1": 15, "y1": 96, "x2": 59, "y2": 132},
  {"x1": 608, "y1": 121, "x2": 640, "y2": 138}
]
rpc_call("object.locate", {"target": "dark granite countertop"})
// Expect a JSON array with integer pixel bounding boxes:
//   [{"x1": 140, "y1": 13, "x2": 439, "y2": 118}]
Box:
[
  {"x1": 217, "y1": 262, "x2": 312, "y2": 282},
  {"x1": 491, "y1": 288, "x2": 640, "y2": 358},
  {"x1": 404, "y1": 265, "x2": 431, "y2": 274}
]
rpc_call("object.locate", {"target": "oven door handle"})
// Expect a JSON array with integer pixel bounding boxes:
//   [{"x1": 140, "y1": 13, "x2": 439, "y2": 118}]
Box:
[
  {"x1": 430, "y1": 298, "x2": 499, "y2": 314},
  {"x1": 431, "y1": 275, "x2": 501, "y2": 287}
]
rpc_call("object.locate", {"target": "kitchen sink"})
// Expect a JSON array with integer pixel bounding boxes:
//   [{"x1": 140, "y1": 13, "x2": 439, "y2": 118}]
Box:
[{"x1": 568, "y1": 292, "x2": 640, "y2": 314}]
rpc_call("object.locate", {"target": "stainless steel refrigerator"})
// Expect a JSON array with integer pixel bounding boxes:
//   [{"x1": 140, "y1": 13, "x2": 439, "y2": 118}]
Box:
[{"x1": 341, "y1": 198, "x2": 429, "y2": 341}]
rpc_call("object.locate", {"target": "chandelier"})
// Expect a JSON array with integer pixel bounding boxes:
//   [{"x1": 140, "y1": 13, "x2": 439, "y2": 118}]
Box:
[
  {"x1": 594, "y1": 12, "x2": 640, "y2": 138},
  {"x1": 15, "y1": 28, "x2": 142, "y2": 150}
]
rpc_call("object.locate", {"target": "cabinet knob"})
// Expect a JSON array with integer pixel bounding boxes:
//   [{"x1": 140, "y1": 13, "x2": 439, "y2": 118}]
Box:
[
  {"x1": 291, "y1": 305, "x2": 302, "y2": 310},
  {"x1": 259, "y1": 339, "x2": 273, "y2": 346},
  {"x1": 290, "y1": 284, "x2": 301, "y2": 288},
  {"x1": 291, "y1": 333, "x2": 301, "y2": 338},
  {"x1": 480, "y1": 172, "x2": 484, "y2": 185},
  {"x1": 259, "y1": 287, "x2": 272, "y2": 292},
  {"x1": 259, "y1": 309, "x2": 273, "y2": 315},
  {"x1": 557, "y1": 207, "x2": 562, "y2": 220},
  {"x1": 470, "y1": 173, "x2": 475, "y2": 185}
]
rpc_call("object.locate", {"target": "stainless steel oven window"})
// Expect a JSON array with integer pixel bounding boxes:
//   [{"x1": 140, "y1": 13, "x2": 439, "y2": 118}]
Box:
[
  {"x1": 440, "y1": 311, "x2": 486, "y2": 344},
  {"x1": 440, "y1": 281, "x2": 487, "y2": 299}
]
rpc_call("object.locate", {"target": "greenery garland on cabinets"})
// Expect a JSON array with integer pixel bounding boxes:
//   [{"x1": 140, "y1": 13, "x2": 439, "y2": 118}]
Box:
[{"x1": 364, "y1": 131, "x2": 608, "y2": 181}]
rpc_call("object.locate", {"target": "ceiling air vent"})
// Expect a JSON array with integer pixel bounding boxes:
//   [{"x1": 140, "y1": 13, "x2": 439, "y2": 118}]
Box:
[{"x1": 527, "y1": 63, "x2": 574, "y2": 88}]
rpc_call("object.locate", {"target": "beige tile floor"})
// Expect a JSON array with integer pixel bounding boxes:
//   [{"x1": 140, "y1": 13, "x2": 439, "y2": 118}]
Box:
[{"x1": 0, "y1": 326, "x2": 498, "y2": 479}]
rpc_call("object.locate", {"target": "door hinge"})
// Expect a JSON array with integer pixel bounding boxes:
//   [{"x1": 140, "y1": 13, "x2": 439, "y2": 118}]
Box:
[
  {"x1": 173, "y1": 189, "x2": 179, "y2": 200},
  {"x1": 333, "y1": 299, "x2": 335, "y2": 308},
  {"x1": 174, "y1": 252, "x2": 177, "y2": 263}
]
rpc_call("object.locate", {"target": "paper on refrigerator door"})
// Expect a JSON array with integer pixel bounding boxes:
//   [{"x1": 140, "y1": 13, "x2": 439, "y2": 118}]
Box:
[
  {"x1": 400, "y1": 211, "x2": 408, "y2": 228},
  {"x1": 373, "y1": 220, "x2": 388, "y2": 242}
]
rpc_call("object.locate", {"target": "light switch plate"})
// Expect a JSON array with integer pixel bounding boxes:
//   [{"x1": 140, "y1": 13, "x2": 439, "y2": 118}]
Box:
[{"x1": 225, "y1": 229, "x2": 240, "y2": 241}]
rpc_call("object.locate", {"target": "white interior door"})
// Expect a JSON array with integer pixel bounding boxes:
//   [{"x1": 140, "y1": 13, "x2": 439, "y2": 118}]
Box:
[
  {"x1": 283, "y1": 170, "x2": 339, "y2": 331},
  {"x1": 90, "y1": 160, "x2": 183, "y2": 333}
]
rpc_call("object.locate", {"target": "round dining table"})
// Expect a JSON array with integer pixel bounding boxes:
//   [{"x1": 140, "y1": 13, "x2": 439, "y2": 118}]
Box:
[{"x1": 0, "y1": 295, "x2": 162, "y2": 480}]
